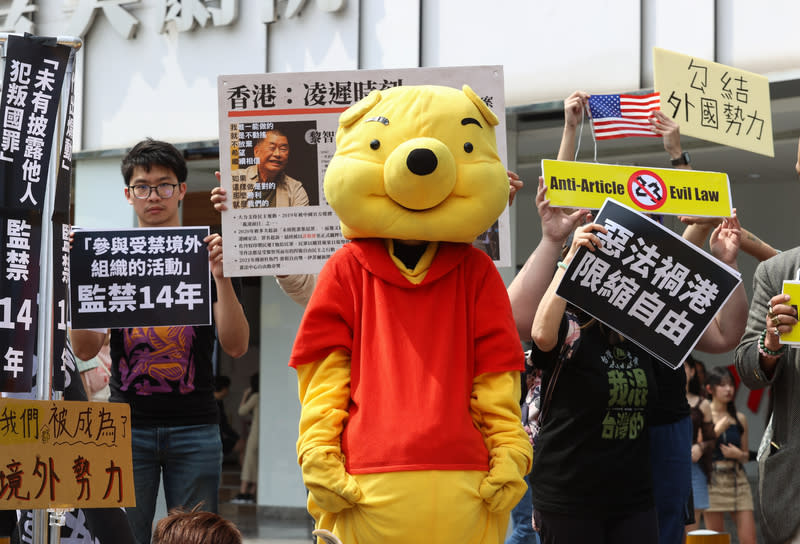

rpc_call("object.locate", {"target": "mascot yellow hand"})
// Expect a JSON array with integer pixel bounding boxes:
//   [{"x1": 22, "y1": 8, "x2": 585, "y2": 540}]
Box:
[
  {"x1": 296, "y1": 350, "x2": 363, "y2": 513},
  {"x1": 471, "y1": 371, "x2": 533, "y2": 512}
]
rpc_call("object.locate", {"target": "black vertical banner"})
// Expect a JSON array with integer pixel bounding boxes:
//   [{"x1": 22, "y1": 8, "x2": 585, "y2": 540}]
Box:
[
  {"x1": 0, "y1": 35, "x2": 70, "y2": 392},
  {"x1": 0, "y1": 214, "x2": 40, "y2": 392},
  {"x1": 0, "y1": 35, "x2": 70, "y2": 210},
  {"x1": 52, "y1": 55, "x2": 76, "y2": 392}
]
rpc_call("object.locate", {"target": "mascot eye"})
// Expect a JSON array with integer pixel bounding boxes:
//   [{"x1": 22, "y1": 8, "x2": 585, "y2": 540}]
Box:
[
  {"x1": 464, "y1": 142, "x2": 474, "y2": 153},
  {"x1": 370, "y1": 139, "x2": 381, "y2": 150}
]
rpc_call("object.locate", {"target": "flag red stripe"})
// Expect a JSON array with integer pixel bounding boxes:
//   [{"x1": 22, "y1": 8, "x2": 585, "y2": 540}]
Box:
[{"x1": 591, "y1": 92, "x2": 661, "y2": 139}]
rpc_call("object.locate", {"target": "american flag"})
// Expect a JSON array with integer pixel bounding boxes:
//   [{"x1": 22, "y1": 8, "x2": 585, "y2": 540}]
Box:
[{"x1": 588, "y1": 93, "x2": 661, "y2": 140}]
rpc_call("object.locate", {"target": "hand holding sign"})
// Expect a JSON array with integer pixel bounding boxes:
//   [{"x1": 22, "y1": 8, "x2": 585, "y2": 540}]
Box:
[
  {"x1": 771, "y1": 290, "x2": 799, "y2": 346},
  {"x1": 563, "y1": 221, "x2": 609, "y2": 266},
  {"x1": 537, "y1": 176, "x2": 592, "y2": 245},
  {"x1": 556, "y1": 199, "x2": 742, "y2": 368},
  {"x1": 205, "y1": 233, "x2": 226, "y2": 280}
]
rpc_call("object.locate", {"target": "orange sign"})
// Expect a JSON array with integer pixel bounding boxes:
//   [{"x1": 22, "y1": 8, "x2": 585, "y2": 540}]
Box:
[{"x1": 0, "y1": 399, "x2": 134, "y2": 509}]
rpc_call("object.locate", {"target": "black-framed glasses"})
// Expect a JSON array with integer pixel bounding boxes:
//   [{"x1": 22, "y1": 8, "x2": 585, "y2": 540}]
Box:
[{"x1": 128, "y1": 183, "x2": 179, "y2": 199}]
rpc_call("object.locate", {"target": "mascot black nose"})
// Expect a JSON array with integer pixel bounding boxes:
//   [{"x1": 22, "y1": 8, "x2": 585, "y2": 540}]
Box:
[{"x1": 406, "y1": 148, "x2": 438, "y2": 176}]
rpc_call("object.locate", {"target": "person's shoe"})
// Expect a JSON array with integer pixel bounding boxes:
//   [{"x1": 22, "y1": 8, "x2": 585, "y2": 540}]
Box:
[{"x1": 230, "y1": 493, "x2": 251, "y2": 504}]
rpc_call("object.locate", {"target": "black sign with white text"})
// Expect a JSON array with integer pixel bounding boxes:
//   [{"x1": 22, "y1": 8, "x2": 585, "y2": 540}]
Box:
[
  {"x1": 0, "y1": 35, "x2": 71, "y2": 393},
  {"x1": 52, "y1": 67, "x2": 76, "y2": 391},
  {"x1": 556, "y1": 199, "x2": 741, "y2": 368},
  {"x1": 0, "y1": 34, "x2": 70, "y2": 211},
  {"x1": 0, "y1": 213, "x2": 40, "y2": 392},
  {"x1": 70, "y1": 227, "x2": 212, "y2": 329}
]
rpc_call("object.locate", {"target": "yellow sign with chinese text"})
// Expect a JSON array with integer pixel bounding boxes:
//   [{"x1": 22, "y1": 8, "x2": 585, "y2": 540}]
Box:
[
  {"x1": 0, "y1": 399, "x2": 134, "y2": 509},
  {"x1": 653, "y1": 47, "x2": 774, "y2": 157},
  {"x1": 780, "y1": 281, "x2": 800, "y2": 346},
  {"x1": 541, "y1": 160, "x2": 732, "y2": 217}
]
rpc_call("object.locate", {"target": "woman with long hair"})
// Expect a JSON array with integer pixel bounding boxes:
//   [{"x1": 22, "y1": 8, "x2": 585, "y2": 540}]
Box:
[
  {"x1": 704, "y1": 365, "x2": 756, "y2": 544},
  {"x1": 684, "y1": 355, "x2": 714, "y2": 534},
  {"x1": 529, "y1": 222, "x2": 659, "y2": 543}
]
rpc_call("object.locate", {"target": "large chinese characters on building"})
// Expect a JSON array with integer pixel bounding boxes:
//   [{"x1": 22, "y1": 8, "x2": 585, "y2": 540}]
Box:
[
  {"x1": 217, "y1": 65, "x2": 510, "y2": 276},
  {"x1": 557, "y1": 199, "x2": 741, "y2": 369}
]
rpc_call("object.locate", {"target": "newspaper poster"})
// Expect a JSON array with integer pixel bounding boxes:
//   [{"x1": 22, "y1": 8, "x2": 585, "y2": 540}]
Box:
[
  {"x1": 69, "y1": 227, "x2": 212, "y2": 329},
  {"x1": 217, "y1": 65, "x2": 509, "y2": 276},
  {"x1": 556, "y1": 198, "x2": 741, "y2": 369},
  {"x1": 653, "y1": 47, "x2": 774, "y2": 157}
]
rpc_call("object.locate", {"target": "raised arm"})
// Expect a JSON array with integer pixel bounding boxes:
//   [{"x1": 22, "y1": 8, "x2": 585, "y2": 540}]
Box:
[
  {"x1": 557, "y1": 91, "x2": 590, "y2": 161},
  {"x1": 530, "y1": 222, "x2": 607, "y2": 352},
  {"x1": 650, "y1": 110, "x2": 689, "y2": 170},
  {"x1": 206, "y1": 233, "x2": 250, "y2": 358},
  {"x1": 693, "y1": 212, "x2": 748, "y2": 353},
  {"x1": 507, "y1": 177, "x2": 589, "y2": 340}
]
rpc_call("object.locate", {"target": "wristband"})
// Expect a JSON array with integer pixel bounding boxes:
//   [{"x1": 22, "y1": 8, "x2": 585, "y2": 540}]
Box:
[
  {"x1": 758, "y1": 328, "x2": 786, "y2": 358},
  {"x1": 557, "y1": 261, "x2": 568, "y2": 271}
]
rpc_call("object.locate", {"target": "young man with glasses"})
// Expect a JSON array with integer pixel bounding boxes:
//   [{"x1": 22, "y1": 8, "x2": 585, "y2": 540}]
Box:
[{"x1": 71, "y1": 138, "x2": 250, "y2": 544}]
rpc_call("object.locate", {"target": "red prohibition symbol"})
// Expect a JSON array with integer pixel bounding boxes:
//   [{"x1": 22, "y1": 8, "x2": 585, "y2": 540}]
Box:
[{"x1": 627, "y1": 170, "x2": 667, "y2": 211}]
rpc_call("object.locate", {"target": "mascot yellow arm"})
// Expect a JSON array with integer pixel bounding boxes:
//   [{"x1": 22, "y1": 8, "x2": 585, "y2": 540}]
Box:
[
  {"x1": 471, "y1": 371, "x2": 533, "y2": 513},
  {"x1": 296, "y1": 349, "x2": 362, "y2": 513}
]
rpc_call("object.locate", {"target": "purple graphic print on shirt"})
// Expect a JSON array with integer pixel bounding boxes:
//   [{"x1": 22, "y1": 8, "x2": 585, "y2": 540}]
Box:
[{"x1": 120, "y1": 326, "x2": 196, "y2": 395}]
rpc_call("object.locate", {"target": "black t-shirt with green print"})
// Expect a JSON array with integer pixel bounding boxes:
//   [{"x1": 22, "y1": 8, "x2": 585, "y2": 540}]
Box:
[{"x1": 529, "y1": 311, "x2": 657, "y2": 517}]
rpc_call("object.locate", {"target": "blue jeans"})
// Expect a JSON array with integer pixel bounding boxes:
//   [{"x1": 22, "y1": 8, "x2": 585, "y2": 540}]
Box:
[
  {"x1": 649, "y1": 416, "x2": 692, "y2": 544},
  {"x1": 127, "y1": 424, "x2": 222, "y2": 544},
  {"x1": 505, "y1": 473, "x2": 540, "y2": 544}
]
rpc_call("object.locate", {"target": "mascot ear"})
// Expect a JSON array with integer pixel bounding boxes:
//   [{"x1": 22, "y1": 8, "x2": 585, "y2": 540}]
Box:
[
  {"x1": 339, "y1": 90, "x2": 382, "y2": 128},
  {"x1": 462, "y1": 84, "x2": 499, "y2": 127}
]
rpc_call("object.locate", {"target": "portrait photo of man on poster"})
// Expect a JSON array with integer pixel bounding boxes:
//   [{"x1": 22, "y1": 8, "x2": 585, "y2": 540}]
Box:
[{"x1": 232, "y1": 120, "x2": 320, "y2": 209}]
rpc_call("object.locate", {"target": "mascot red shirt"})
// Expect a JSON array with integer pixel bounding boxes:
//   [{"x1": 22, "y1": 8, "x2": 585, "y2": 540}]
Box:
[{"x1": 289, "y1": 85, "x2": 533, "y2": 544}]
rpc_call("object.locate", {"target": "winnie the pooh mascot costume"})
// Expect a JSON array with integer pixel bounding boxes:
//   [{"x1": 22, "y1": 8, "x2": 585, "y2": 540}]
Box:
[{"x1": 289, "y1": 84, "x2": 533, "y2": 544}]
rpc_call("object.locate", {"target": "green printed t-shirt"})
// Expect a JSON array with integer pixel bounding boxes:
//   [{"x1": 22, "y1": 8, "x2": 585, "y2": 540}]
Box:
[{"x1": 529, "y1": 312, "x2": 657, "y2": 517}]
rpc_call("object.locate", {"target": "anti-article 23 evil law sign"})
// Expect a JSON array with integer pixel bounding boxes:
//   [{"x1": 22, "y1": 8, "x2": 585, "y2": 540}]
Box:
[
  {"x1": 556, "y1": 199, "x2": 741, "y2": 369},
  {"x1": 70, "y1": 227, "x2": 211, "y2": 329}
]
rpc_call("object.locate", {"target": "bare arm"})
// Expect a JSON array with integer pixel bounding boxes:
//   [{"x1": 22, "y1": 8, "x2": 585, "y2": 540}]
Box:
[
  {"x1": 206, "y1": 233, "x2": 250, "y2": 358},
  {"x1": 650, "y1": 110, "x2": 691, "y2": 170},
  {"x1": 740, "y1": 228, "x2": 779, "y2": 261},
  {"x1": 507, "y1": 177, "x2": 589, "y2": 340},
  {"x1": 508, "y1": 92, "x2": 591, "y2": 341},
  {"x1": 557, "y1": 91, "x2": 589, "y2": 161},
  {"x1": 680, "y1": 215, "x2": 778, "y2": 262},
  {"x1": 531, "y1": 222, "x2": 607, "y2": 351},
  {"x1": 682, "y1": 222, "x2": 716, "y2": 249},
  {"x1": 694, "y1": 212, "x2": 748, "y2": 353}
]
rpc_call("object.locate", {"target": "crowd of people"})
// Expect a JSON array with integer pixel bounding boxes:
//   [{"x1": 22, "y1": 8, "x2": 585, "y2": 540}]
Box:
[{"x1": 47, "y1": 85, "x2": 799, "y2": 544}]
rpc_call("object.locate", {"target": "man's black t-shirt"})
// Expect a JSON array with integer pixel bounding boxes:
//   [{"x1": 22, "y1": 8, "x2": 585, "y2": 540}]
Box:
[
  {"x1": 109, "y1": 277, "x2": 239, "y2": 427},
  {"x1": 530, "y1": 313, "x2": 657, "y2": 517}
]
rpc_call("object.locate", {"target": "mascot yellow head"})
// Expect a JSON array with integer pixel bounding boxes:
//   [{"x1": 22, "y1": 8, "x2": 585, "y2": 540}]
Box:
[{"x1": 323, "y1": 84, "x2": 509, "y2": 243}]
